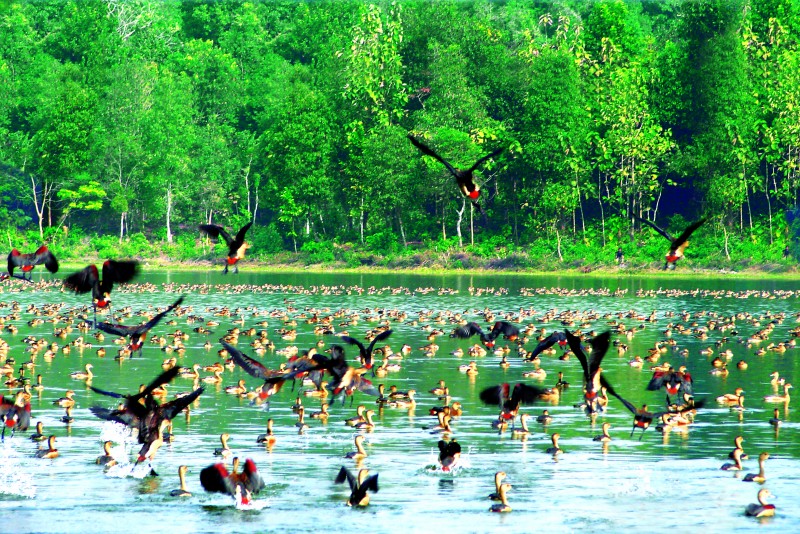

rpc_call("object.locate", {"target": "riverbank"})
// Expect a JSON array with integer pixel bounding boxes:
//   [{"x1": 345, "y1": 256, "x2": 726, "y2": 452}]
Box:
[{"x1": 52, "y1": 255, "x2": 799, "y2": 278}]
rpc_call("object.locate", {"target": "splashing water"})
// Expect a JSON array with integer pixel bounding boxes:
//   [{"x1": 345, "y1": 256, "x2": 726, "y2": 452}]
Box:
[{"x1": 0, "y1": 440, "x2": 36, "y2": 498}]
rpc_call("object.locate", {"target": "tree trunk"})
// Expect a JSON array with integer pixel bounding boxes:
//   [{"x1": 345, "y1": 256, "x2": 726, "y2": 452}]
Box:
[
  {"x1": 165, "y1": 184, "x2": 173, "y2": 244},
  {"x1": 359, "y1": 196, "x2": 365, "y2": 244},
  {"x1": 399, "y1": 214, "x2": 407, "y2": 247},
  {"x1": 455, "y1": 198, "x2": 464, "y2": 248},
  {"x1": 470, "y1": 203, "x2": 474, "y2": 246},
  {"x1": 555, "y1": 226, "x2": 563, "y2": 261},
  {"x1": 119, "y1": 212, "x2": 126, "y2": 243}
]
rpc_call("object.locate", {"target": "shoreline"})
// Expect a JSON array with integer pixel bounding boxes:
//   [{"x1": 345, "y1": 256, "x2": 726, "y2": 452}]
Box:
[{"x1": 50, "y1": 258, "x2": 800, "y2": 279}]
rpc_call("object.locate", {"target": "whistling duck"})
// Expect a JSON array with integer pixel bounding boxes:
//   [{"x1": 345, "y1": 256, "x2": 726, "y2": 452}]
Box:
[
  {"x1": 489, "y1": 482, "x2": 512, "y2": 513},
  {"x1": 408, "y1": 135, "x2": 503, "y2": 215},
  {"x1": 511, "y1": 414, "x2": 531, "y2": 437},
  {"x1": 729, "y1": 435, "x2": 749, "y2": 461},
  {"x1": 3, "y1": 246, "x2": 58, "y2": 281},
  {"x1": 769, "y1": 372, "x2": 785, "y2": 387},
  {"x1": 438, "y1": 438, "x2": 462, "y2": 471},
  {"x1": 30, "y1": 421, "x2": 46, "y2": 441},
  {"x1": 178, "y1": 364, "x2": 201, "y2": 379},
  {"x1": 737, "y1": 360, "x2": 748, "y2": 370},
  {"x1": 763, "y1": 383, "x2": 792, "y2": 403},
  {"x1": 310, "y1": 402, "x2": 330, "y2": 420},
  {"x1": 70, "y1": 363, "x2": 93, "y2": 381},
  {"x1": 63, "y1": 260, "x2": 140, "y2": 321},
  {"x1": 202, "y1": 370, "x2": 224, "y2": 384},
  {"x1": 545, "y1": 433, "x2": 563, "y2": 456},
  {"x1": 335, "y1": 466, "x2": 379, "y2": 507},
  {"x1": 53, "y1": 390, "x2": 76, "y2": 408},
  {"x1": 768, "y1": 408, "x2": 781, "y2": 428},
  {"x1": 96, "y1": 441, "x2": 116, "y2": 466},
  {"x1": 536, "y1": 410, "x2": 553, "y2": 425},
  {"x1": 345, "y1": 405, "x2": 367, "y2": 427},
  {"x1": 225, "y1": 380, "x2": 248, "y2": 395},
  {"x1": 721, "y1": 447, "x2": 743, "y2": 471},
  {"x1": 522, "y1": 367, "x2": 546, "y2": 379},
  {"x1": 199, "y1": 222, "x2": 253, "y2": 274},
  {"x1": 60, "y1": 406, "x2": 74, "y2": 424},
  {"x1": 388, "y1": 390, "x2": 416, "y2": 409},
  {"x1": 716, "y1": 387, "x2": 744, "y2": 404},
  {"x1": 170, "y1": 465, "x2": 192, "y2": 497},
  {"x1": 593, "y1": 422, "x2": 612, "y2": 442},
  {"x1": 743, "y1": 452, "x2": 769, "y2": 483},
  {"x1": 342, "y1": 330, "x2": 393, "y2": 371},
  {"x1": 214, "y1": 433, "x2": 232, "y2": 457},
  {"x1": 33, "y1": 374, "x2": 44, "y2": 392},
  {"x1": 200, "y1": 457, "x2": 265, "y2": 504},
  {"x1": 256, "y1": 419, "x2": 276, "y2": 446},
  {"x1": 35, "y1": 435, "x2": 58, "y2": 459},
  {"x1": 295, "y1": 407, "x2": 310, "y2": 434},
  {"x1": 429, "y1": 380, "x2": 447, "y2": 397},
  {"x1": 354, "y1": 409, "x2": 375, "y2": 431},
  {"x1": 636, "y1": 216, "x2": 707, "y2": 269},
  {"x1": 745, "y1": 488, "x2": 776, "y2": 517},
  {"x1": 488, "y1": 471, "x2": 508, "y2": 500},
  {"x1": 345, "y1": 434, "x2": 368, "y2": 460}
]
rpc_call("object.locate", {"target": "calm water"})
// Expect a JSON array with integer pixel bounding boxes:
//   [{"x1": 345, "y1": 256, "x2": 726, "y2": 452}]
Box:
[{"x1": 1, "y1": 270, "x2": 798, "y2": 533}]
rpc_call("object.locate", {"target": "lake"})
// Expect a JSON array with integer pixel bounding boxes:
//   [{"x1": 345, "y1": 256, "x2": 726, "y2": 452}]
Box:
[{"x1": 1, "y1": 270, "x2": 798, "y2": 533}]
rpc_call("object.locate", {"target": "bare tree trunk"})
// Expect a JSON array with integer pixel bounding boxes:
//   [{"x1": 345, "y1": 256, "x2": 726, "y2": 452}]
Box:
[
  {"x1": 359, "y1": 196, "x2": 365, "y2": 244},
  {"x1": 119, "y1": 212, "x2": 125, "y2": 243},
  {"x1": 398, "y1": 215, "x2": 407, "y2": 247},
  {"x1": 764, "y1": 168, "x2": 773, "y2": 244},
  {"x1": 455, "y1": 198, "x2": 464, "y2": 248},
  {"x1": 165, "y1": 183, "x2": 173, "y2": 244},
  {"x1": 31, "y1": 175, "x2": 44, "y2": 241},
  {"x1": 555, "y1": 226, "x2": 563, "y2": 261},
  {"x1": 722, "y1": 221, "x2": 730, "y2": 260},
  {"x1": 598, "y1": 171, "x2": 606, "y2": 247},
  {"x1": 470, "y1": 204, "x2": 474, "y2": 246}
]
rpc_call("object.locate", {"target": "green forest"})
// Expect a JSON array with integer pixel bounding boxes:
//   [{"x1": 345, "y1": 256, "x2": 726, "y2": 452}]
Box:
[{"x1": 2, "y1": 0, "x2": 800, "y2": 271}]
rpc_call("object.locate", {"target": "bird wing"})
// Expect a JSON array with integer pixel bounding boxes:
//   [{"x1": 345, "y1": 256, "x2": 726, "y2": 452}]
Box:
[
  {"x1": 89, "y1": 385, "x2": 126, "y2": 399},
  {"x1": 89, "y1": 405, "x2": 137, "y2": 427},
  {"x1": 465, "y1": 147, "x2": 504, "y2": 174},
  {"x1": 64, "y1": 265, "x2": 99, "y2": 293},
  {"x1": 102, "y1": 260, "x2": 140, "y2": 285},
  {"x1": 95, "y1": 322, "x2": 140, "y2": 336},
  {"x1": 511, "y1": 383, "x2": 549, "y2": 405},
  {"x1": 408, "y1": 135, "x2": 459, "y2": 177},
  {"x1": 646, "y1": 371, "x2": 669, "y2": 391},
  {"x1": 199, "y1": 224, "x2": 234, "y2": 246},
  {"x1": 601, "y1": 376, "x2": 638, "y2": 415},
  {"x1": 565, "y1": 330, "x2": 590, "y2": 383},
  {"x1": 34, "y1": 246, "x2": 59, "y2": 273},
  {"x1": 241, "y1": 458, "x2": 265, "y2": 494},
  {"x1": 223, "y1": 340, "x2": 270, "y2": 380},
  {"x1": 636, "y1": 216, "x2": 674, "y2": 242},
  {"x1": 489, "y1": 321, "x2": 519, "y2": 341},
  {"x1": 671, "y1": 218, "x2": 707, "y2": 251},
  {"x1": 159, "y1": 386, "x2": 205, "y2": 420},
  {"x1": 341, "y1": 336, "x2": 367, "y2": 358},
  {"x1": 587, "y1": 331, "x2": 611, "y2": 380},
  {"x1": 527, "y1": 331, "x2": 565, "y2": 360},
  {"x1": 365, "y1": 329, "x2": 393, "y2": 355},
  {"x1": 361, "y1": 473, "x2": 379, "y2": 493},
  {"x1": 479, "y1": 384, "x2": 504, "y2": 406},
  {"x1": 334, "y1": 466, "x2": 357, "y2": 490},
  {"x1": 450, "y1": 322, "x2": 484, "y2": 339},
  {"x1": 200, "y1": 463, "x2": 234, "y2": 495},
  {"x1": 352, "y1": 375, "x2": 380, "y2": 396},
  {"x1": 233, "y1": 222, "x2": 253, "y2": 247},
  {"x1": 137, "y1": 367, "x2": 182, "y2": 400}
]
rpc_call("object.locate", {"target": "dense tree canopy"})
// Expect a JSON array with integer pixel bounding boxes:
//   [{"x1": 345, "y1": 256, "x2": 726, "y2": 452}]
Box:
[{"x1": 1, "y1": 0, "x2": 799, "y2": 268}]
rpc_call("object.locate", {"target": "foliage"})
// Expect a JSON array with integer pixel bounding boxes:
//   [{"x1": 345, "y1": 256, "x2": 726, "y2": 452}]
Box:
[{"x1": 0, "y1": 0, "x2": 798, "y2": 271}]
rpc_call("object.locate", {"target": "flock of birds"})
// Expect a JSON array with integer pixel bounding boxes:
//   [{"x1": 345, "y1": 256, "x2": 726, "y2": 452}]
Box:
[{"x1": 0, "y1": 199, "x2": 788, "y2": 520}]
